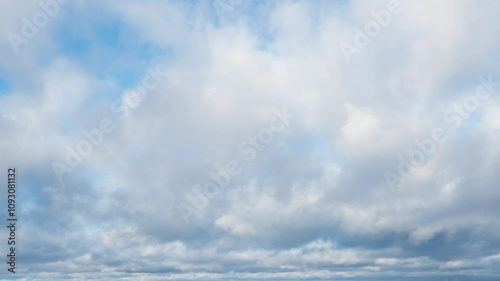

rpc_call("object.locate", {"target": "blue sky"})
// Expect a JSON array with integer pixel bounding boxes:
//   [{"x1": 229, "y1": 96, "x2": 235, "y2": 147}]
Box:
[{"x1": 1, "y1": 0, "x2": 500, "y2": 280}]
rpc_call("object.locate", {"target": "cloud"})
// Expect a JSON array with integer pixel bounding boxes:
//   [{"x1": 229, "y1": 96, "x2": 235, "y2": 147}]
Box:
[{"x1": 0, "y1": 0, "x2": 499, "y2": 280}]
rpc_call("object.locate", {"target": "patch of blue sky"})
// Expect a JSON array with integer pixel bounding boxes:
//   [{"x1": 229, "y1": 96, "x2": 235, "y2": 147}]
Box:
[
  {"x1": 0, "y1": 75, "x2": 11, "y2": 96},
  {"x1": 286, "y1": 135, "x2": 348, "y2": 165},
  {"x1": 467, "y1": 111, "x2": 483, "y2": 125},
  {"x1": 88, "y1": 171, "x2": 108, "y2": 185},
  {"x1": 444, "y1": 111, "x2": 483, "y2": 141},
  {"x1": 50, "y1": 10, "x2": 172, "y2": 101}
]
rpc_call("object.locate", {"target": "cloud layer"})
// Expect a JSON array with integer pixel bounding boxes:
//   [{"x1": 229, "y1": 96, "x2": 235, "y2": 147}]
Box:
[{"x1": 1, "y1": 0, "x2": 500, "y2": 280}]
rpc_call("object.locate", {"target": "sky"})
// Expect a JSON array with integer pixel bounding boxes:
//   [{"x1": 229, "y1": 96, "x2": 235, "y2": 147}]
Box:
[{"x1": 0, "y1": 0, "x2": 500, "y2": 280}]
